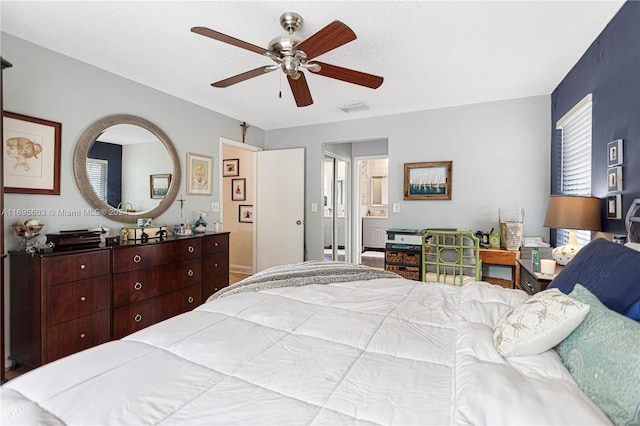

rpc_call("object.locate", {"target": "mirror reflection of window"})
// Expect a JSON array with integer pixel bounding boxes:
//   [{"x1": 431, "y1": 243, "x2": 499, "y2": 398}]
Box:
[{"x1": 86, "y1": 158, "x2": 108, "y2": 202}]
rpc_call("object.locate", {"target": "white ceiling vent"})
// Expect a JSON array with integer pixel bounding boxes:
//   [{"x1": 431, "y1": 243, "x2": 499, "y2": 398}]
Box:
[{"x1": 339, "y1": 102, "x2": 370, "y2": 113}]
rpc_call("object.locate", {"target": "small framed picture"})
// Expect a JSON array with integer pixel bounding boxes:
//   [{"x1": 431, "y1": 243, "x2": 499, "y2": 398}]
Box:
[
  {"x1": 607, "y1": 139, "x2": 623, "y2": 166},
  {"x1": 231, "y1": 178, "x2": 246, "y2": 201},
  {"x1": 607, "y1": 194, "x2": 622, "y2": 219},
  {"x1": 150, "y1": 174, "x2": 171, "y2": 199},
  {"x1": 607, "y1": 166, "x2": 623, "y2": 192},
  {"x1": 223, "y1": 158, "x2": 239, "y2": 177},
  {"x1": 187, "y1": 152, "x2": 213, "y2": 195},
  {"x1": 239, "y1": 204, "x2": 253, "y2": 223}
]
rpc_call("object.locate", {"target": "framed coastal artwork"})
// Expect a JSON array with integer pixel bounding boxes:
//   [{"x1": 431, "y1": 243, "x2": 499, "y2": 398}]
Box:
[
  {"x1": 607, "y1": 166, "x2": 623, "y2": 193},
  {"x1": 186, "y1": 152, "x2": 213, "y2": 195},
  {"x1": 403, "y1": 161, "x2": 452, "y2": 200},
  {"x1": 150, "y1": 174, "x2": 171, "y2": 199},
  {"x1": 3, "y1": 111, "x2": 61, "y2": 194}
]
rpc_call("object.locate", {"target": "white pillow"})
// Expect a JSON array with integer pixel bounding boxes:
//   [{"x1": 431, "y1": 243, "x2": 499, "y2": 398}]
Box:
[{"x1": 493, "y1": 289, "x2": 590, "y2": 357}]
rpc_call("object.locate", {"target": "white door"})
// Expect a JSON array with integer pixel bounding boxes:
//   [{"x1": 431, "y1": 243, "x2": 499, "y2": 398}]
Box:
[{"x1": 256, "y1": 148, "x2": 305, "y2": 271}]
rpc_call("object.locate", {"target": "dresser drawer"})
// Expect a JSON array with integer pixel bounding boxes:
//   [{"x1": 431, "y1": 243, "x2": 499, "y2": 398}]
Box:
[
  {"x1": 46, "y1": 250, "x2": 110, "y2": 285},
  {"x1": 46, "y1": 309, "x2": 110, "y2": 362},
  {"x1": 113, "y1": 258, "x2": 201, "y2": 307},
  {"x1": 48, "y1": 275, "x2": 111, "y2": 326},
  {"x1": 113, "y1": 239, "x2": 201, "y2": 273},
  {"x1": 202, "y1": 234, "x2": 229, "y2": 254},
  {"x1": 202, "y1": 251, "x2": 229, "y2": 279},
  {"x1": 113, "y1": 284, "x2": 201, "y2": 339}
]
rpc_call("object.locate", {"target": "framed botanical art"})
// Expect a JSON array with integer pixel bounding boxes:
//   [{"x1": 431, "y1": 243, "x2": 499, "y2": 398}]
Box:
[
  {"x1": 231, "y1": 178, "x2": 246, "y2": 201},
  {"x1": 607, "y1": 194, "x2": 621, "y2": 219},
  {"x1": 150, "y1": 173, "x2": 171, "y2": 199},
  {"x1": 3, "y1": 111, "x2": 61, "y2": 194},
  {"x1": 223, "y1": 158, "x2": 239, "y2": 177},
  {"x1": 186, "y1": 152, "x2": 213, "y2": 195},
  {"x1": 239, "y1": 204, "x2": 253, "y2": 223},
  {"x1": 403, "y1": 161, "x2": 452, "y2": 200},
  {"x1": 607, "y1": 139, "x2": 623, "y2": 167},
  {"x1": 607, "y1": 166, "x2": 623, "y2": 192}
]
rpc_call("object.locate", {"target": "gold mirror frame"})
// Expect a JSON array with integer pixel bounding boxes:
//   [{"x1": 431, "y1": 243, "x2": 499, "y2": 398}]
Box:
[{"x1": 73, "y1": 114, "x2": 181, "y2": 223}]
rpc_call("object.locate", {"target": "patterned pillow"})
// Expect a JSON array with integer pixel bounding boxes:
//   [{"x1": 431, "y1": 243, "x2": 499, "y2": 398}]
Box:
[
  {"x1": 493, "y1": 288, "x2": 589, "y2": 357},
  {"x1": 555, "y1": 284, "x2": 640, "y2": 426}
]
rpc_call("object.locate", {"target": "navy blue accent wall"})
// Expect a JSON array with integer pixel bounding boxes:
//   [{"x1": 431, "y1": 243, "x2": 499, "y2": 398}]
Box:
[
  {"x1": 551, "y1": 1, "x2": 640, "y2": 238},
  {"x1": 88, "y1": 141, "x2": 122, "y2": 208}
]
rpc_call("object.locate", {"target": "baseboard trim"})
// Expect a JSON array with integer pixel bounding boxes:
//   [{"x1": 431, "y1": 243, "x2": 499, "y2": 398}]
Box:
[{"x1": 230, "y1": 264, "x2": 252, "y2": 275}]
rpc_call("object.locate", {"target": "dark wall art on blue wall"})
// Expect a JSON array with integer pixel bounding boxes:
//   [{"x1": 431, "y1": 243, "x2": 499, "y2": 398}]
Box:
[{"x1": 551, "y1": 0, "x2": 640, "y2": 237}]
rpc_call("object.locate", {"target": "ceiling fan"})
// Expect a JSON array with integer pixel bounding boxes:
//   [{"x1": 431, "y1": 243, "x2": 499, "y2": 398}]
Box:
[{"x1": 191, "y1": 12, "x2": 384, "y2": 107}]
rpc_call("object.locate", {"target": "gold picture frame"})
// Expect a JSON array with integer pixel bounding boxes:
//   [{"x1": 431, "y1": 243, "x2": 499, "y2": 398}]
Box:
[{"x1": 403, "y1": 161, "x2": 452, "y2": 200}]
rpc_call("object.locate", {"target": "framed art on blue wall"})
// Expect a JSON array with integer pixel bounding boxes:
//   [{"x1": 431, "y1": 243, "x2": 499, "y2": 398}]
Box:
[
  {"x1": 607, "y1": 166, "x2": 623, "y2": 192},
  {"x1": 607, "y1": 139, "x2": 623, "y2": 166}
]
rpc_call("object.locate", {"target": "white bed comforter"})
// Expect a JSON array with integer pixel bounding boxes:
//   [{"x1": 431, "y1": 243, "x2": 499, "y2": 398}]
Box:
[{"x1": 1, "y1": 278, "x2": 609, "y2": 425}]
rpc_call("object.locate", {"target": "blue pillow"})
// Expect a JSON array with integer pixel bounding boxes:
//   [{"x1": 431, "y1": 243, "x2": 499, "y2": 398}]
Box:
[
  {"x1": 555, "y1": 284, "x2": 640, "y2": 426},
  {"x1": 626, "y1": 299, "x2": 640, "y2": 321},
  {"x1": 549, "y1": 238, "x2": 640, "y2": 314}
]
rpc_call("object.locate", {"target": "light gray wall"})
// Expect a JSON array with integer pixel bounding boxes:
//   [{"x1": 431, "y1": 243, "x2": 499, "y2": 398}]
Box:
[
  {"x1": 2, "y1": 33, "x2": 265, "y2": 245},
  {"x1": 266, "y1": 95, "x2": 551, "y2": 261},
  {"x1": 2, "y1": 33, "x2": 266, "y2": 365}
]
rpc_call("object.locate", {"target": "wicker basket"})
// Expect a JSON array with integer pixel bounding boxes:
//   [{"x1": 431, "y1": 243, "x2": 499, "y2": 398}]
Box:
[{"x1": 499, "y1": 208, "x2": 525, "y2": 251}]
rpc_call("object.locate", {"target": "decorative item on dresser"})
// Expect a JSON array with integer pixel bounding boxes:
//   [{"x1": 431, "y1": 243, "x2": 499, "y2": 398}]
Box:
[{"x1": 8, "y1": 232, "x2": 230, "y2": 370}]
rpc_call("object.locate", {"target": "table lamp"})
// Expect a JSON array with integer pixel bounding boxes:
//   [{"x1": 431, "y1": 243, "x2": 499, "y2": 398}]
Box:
[{"x1": 544, "y1": 195, "x2": 601, "y2": 265}]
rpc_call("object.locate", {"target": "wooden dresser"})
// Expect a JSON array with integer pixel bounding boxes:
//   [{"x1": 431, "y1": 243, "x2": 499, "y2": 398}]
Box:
[{"x1": 9, "y1": 232, "x2": 229, "y2": 369}]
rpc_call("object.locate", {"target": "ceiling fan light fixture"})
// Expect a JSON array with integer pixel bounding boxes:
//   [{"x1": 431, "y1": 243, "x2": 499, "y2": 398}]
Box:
[{"x1": 339, "y1": 102, "x2": 370, "y2": 113}]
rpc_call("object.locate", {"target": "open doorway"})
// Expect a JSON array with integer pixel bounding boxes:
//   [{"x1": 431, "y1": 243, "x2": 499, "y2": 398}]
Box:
[{"x1": 355, "y1": 156, "x2": 388, "y2": 269}]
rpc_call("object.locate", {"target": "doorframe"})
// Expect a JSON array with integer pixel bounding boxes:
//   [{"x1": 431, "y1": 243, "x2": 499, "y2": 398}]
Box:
[
  {"x1": 321, "y1": 151, "x2": 352, "y2": 263},
  {"x1": 353, "y1": 154, "x2": 389, "y2": 264},
  {"x1": 219, "y1": 137, "x2": 261, "y2": 274}
]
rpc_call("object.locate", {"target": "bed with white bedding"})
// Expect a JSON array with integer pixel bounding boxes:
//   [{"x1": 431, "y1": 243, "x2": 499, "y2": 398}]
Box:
[{"x1": 1, "y1": 256, "x2": 632, "y2": 425}]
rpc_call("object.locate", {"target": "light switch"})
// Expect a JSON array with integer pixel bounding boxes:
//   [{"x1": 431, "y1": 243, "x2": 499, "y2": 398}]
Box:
[
  {"x1": 211, "y1": 202, "x2": 220, "y2": 212},
  {"x1": 311, "y1": 202, "x2": 318, "y2": 213},
  {"x1": 392, "y1": 203, "x2": 400, "y2": 213}
]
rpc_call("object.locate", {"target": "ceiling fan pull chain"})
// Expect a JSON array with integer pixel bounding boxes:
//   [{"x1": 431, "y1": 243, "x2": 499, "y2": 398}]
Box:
[{"x1": 279, "y1": 72, "x2": 283, "y2": 98}]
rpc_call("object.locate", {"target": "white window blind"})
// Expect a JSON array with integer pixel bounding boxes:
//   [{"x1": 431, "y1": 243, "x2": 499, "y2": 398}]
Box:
[
  {"x1": 87, "y1": 158, "x2": 108, "y2": 202},
  {"x1": 556, "y1": 94, "x2": 592, "y2": 246}
]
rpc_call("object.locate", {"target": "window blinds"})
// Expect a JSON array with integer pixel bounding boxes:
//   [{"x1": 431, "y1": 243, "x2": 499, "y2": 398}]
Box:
[
  {"x1": 86, "y1": 158, "x2": 108, "y2": 202},
  {"x1": 556, "y1": 95, "x2": 592, "y2": 246}
]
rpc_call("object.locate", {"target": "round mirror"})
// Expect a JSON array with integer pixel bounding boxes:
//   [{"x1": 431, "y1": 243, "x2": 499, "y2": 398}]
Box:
[{"x1": 73, "y1": 114, "x2": 181, "y2": 223}]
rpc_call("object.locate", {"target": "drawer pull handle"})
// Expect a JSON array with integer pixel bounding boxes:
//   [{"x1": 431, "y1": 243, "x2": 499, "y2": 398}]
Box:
[
  {"x1": 134, "y1": 314, "x2": 143, "y2": 323},
  {"x1": 188, "y1": 296, "x2": 194, "y2": 304},
  {"x1": 80, "y1": 333, "x2": 86, "y2": 338},
  {"x1": 134, "y1": 282, "x2": 143, "y2": 291},
  {"x1": 187, "y1": 269, "x2": 194, "y2": 277},
  {"x1": 214, "y1": 263, "x2": 218, "y2": 267},
  {"x1": 188, "y1": 246, "x2": 195, "y2": 253},
  {"x1": 133, "y1": 254, "x2": 142, "y2": 263},
  {"x1": 214, "y1": 242, "x2": 218, "y2": 247},
  {"x1": 80, "y1": 296, "x2": 86, "y2": 302},
  {"x1": 80, "y1": 264, "x2": 86, "y2": 269}
]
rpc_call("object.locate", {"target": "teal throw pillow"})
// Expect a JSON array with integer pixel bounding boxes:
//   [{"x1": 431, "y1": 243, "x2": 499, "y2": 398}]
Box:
[{"x1": 555, "y1": 284, "x2": 640, "y2": 426}]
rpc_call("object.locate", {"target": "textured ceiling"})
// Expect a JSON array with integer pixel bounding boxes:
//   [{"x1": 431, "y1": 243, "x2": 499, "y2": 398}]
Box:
[{"x1": 0, "y1": 1, "x2": 625, "y2": 130}]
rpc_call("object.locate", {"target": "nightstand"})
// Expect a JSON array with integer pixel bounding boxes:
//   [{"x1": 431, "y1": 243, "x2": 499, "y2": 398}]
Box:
[{"x1": 517, "y1": 258, "x2": 564, "y2": 295}]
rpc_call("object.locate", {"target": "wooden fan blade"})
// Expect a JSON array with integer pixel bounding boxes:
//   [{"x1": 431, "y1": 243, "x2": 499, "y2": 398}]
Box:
[
  {"x1": 312, "y1": 61, "x2": 383, "y2": 89},
  {"x1": 294, "y1": 21, "x2": 356, "y2": 60},
  {"x1": 212, "y1": 66, "x2": 277, "y2": 88},
  {"x1": 191, "y1": 26, "x2": 269, "y2": 55},
  {"x1": 288, "y1": 72, "x2": 313, "y2": 107}
]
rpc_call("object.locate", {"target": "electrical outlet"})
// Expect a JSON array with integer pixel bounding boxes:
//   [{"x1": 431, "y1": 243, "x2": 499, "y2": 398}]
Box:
[{"x1": 237, "y1": 243, "x2": 242, "y2": 252}]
